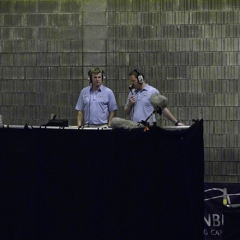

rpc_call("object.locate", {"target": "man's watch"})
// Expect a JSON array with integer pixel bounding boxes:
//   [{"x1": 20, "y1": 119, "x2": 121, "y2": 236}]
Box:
[{"x1": 175, "y1": 120, "x2": 180, "y2": 126}]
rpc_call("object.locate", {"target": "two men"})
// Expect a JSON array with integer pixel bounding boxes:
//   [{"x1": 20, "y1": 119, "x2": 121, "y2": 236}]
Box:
[{"x1": 76, "y1": 68, "x2": 184, "y2": 127}]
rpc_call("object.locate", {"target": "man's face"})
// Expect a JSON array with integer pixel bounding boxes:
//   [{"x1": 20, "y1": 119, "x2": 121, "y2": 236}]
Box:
[
  {"x1": 91, "y1": 72, "x2": 102, "y2": 86},
  {"x1": 129, "y1": 75, "x2": 140, "y2": 90}
]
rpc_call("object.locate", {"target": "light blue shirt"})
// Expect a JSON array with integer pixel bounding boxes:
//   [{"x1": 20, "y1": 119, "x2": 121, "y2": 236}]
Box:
[
  {"x1": 75, "y1": 85, "x2": 118, "y2": 124},
  {"x1": 125, "y1": 84, "x2": 159, "y2": 123}
]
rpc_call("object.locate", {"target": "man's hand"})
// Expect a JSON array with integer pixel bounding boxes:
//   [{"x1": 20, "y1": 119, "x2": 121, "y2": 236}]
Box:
[{"x1": 129, "y1": 95, "x2": 135, "y2": 105}]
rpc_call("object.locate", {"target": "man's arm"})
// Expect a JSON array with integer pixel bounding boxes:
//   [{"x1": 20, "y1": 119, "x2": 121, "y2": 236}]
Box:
[
  {"x1": 77, "y1": 110, "x2": 84, "y2": 126},
  {"x1": 124, "y1": 104, "x2": 131, "y2": 115},
  {"x1": 162, "y1": 107, "x2": 184, "y2": 126},
  {"x1": 124, "y1": 95, "x2": 135, "y2": 115},
  {"x1": 108, "y1": 111, "x2": 115, "y2": 127}
]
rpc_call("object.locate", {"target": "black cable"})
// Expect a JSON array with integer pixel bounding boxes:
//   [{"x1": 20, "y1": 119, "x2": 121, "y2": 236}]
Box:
[{"x1": 88, "y1": 86, "x2": 92, "y2": 127}]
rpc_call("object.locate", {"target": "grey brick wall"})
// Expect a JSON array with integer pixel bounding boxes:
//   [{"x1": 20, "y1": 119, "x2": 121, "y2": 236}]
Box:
[{"x1": 0, "y1": 0, "x2": 240, "y2": 183}]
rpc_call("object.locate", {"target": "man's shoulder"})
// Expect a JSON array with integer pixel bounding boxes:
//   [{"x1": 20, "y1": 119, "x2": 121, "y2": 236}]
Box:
[
  {"x1": 145, "y1": 84, "x2": 159, "y2": 92},
  {"x1": 101, "y1": 85, "x2": 113, "y2": 93},
  {"x1": 81, "y1": 85, "x2": 91, "y2": 92}
]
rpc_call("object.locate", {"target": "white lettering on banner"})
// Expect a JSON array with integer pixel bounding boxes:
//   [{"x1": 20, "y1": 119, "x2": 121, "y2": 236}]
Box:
[
  {"x1": 211, "y1": 229, "x2": 223, "y2": 236},
  {"x1": 204, "y1": 214, "x2": 224, "y2": 226},
  {"x1": 203, "y1": 229, "x2": 223, "y2": 236},
  {"x1": 212, "y1": 214, "x2": 221, "y2": 227},
  {"x1": 203, "y1": 229, "x2": 208, "y2": 235}
]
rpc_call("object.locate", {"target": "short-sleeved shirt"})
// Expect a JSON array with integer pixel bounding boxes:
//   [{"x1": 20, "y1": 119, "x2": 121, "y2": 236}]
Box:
[
  {"x1": 75, "y1": 85, "x2": 118, "y2": 125},
  {"x1": 125, "y1": 84, "x2": 159, "y2": 123}
]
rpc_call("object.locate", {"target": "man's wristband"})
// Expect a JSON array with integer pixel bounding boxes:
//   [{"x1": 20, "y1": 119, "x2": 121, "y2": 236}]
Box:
[{"x1": 175, "y1": 120, "x2": 180, "y2": 126}]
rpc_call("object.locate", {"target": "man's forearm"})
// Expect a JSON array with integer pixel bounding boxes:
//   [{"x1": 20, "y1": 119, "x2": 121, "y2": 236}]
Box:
[
  {"x1": 162, "y1": 108, "x2": 178, "y2": 124},
  {"x1": 108, "y1": 111, "x2": 114, "y2": 126},
  {"x1": 124, "y1": 104, "x2": 132, "y2": 115},
  {"x1": 77, "y1": 111, "x2": 83, "y2": 126}
]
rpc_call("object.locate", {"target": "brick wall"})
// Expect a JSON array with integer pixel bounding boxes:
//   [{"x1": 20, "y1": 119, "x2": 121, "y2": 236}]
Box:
[{"x1": 0, "y1": 0, "x2": 240, "y2": 182}]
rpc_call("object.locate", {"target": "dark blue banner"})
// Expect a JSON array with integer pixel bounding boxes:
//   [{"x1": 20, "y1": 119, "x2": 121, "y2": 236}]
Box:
[{"x1": 204, "y1": 182, "x2": 240, "y2": 239}]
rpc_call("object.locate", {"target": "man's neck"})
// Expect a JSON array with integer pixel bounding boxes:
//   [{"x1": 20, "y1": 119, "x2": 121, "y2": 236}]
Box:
[
  {"x1": 139, "y1": 82, "x2": 146, "y2": 91},
  {"x1": 91, "y1": 84, "x2": 101, "y2": 92}
]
